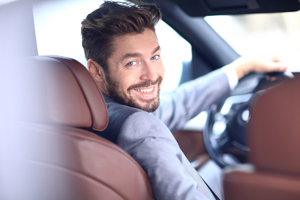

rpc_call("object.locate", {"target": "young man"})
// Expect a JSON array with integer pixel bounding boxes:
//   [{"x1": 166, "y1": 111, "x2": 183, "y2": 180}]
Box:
[{"x1": 81, "y1": 1, "x2": 287, "y2": 199}]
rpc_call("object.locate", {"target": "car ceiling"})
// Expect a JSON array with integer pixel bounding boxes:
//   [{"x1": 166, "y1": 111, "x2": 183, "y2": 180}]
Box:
[{"x1": 150, "y1": 0, "x2": 300, "y2": 16}]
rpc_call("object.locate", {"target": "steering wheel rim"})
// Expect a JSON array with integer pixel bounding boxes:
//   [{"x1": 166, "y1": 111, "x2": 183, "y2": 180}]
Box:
[
  {"x1": 203, "y1": 104, "x2": 228, "y2": 168},
  {"x1": 203, "y1": 103, "x2": 250, "y2": 168}
]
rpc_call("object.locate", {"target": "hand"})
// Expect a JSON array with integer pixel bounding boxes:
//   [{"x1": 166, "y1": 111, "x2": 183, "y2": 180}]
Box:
[{"x1": 229, "y1": 56, "x2": 288, "y2": 80}]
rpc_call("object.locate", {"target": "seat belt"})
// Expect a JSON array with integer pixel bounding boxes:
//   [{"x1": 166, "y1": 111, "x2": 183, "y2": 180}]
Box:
[
  {"x1": 201, "y1": 177, "x2": 220, "y2": 200},
  {"x1": 182, "y1": 155, "x2": 218, "y2": 200}
]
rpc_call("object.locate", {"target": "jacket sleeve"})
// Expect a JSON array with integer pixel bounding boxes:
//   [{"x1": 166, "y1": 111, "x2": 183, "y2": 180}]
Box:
[
  {"x1": 116, "y1": 111, "x2": 212, "y2": 200},
  {"x1": 153, "y1": 68, "x2": 230, "y2": 132}
]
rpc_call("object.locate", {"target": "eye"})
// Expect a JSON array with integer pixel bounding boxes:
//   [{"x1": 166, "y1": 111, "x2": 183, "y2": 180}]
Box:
[
  {"x1": 151, "y1": 55, "x2": 159, "y2": 60},
  {"x1": 126, "y1": 61, "x2": 137, "y2": 66}
]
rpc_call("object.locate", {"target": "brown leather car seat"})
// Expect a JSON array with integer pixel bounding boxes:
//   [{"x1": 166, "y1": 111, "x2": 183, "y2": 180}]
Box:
[
  {"x1": 5, "y1": 56, "x2": 153, "y2": 200},
  {"x1": 223, "y1": 76, "x2": 300, "y2": 200}
]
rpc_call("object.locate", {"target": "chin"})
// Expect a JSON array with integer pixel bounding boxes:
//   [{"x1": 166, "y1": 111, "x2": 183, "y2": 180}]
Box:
[{"x1": 136, "y1": 100, "x2": 160, "y2": 112}]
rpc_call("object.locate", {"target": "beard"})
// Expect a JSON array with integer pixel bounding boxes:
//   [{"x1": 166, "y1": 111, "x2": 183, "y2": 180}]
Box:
[{"x1": 105, "y1": 74, "x2": 162, "y2": 112}]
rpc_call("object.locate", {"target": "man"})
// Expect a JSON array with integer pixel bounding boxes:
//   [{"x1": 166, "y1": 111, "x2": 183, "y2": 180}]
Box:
[{"x1": 81, "y1": 1, "x2": 287, "y2": 199}]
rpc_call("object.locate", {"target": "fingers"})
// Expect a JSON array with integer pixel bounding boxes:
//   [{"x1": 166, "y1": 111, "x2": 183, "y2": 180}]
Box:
[
  {"x1": 265, "y1": 75, "x2": 279, "y2": 81},
  {"x1": 263, "y1": 60, "x2": 287, "y2": 72},
  {"x1": 230, "y1": 55, "x2": 289, "y2": 80}
]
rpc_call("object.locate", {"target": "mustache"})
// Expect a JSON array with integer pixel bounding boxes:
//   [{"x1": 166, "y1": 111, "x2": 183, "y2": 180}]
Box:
[{"x1": 128, "y1": 76, "x2": 163, "y2": 91}]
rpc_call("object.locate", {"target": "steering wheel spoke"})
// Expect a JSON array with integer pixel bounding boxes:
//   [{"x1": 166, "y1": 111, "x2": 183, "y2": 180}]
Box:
[{"x1": 216, "y1": 131, "x2": 232, "y2": 152}]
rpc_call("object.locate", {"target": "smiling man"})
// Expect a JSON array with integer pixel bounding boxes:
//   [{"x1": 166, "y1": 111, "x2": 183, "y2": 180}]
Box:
[
  {"x1": 90, "y1": 29, "x2": 164, "y2": 112},
  {"x1": 81, "y1": 1, "x2": 287, "y2": 200}
]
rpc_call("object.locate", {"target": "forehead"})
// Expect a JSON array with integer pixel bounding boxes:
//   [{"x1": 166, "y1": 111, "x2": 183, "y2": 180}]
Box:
[{"x1": 110, "y1": 28, "x2": 159, "y2": 59}]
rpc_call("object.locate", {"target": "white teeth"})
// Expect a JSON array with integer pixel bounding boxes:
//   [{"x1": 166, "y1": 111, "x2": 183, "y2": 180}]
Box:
[{"x1": 135, "y1": 87, "x2": 154, "y2": 93}]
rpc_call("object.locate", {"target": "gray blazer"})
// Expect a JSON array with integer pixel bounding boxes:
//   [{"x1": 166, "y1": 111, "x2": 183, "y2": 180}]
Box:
[{"x1": 104, "y1": 69, "x2": 230, "y2": 200}]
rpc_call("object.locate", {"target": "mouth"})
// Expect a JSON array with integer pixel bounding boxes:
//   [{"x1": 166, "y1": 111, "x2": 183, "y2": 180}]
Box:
[
  {"x1": 128, "y1": 77, "x2": 162, "y2": 101},
  {"x1": 132, "y1": 86, "x2": 157, "y2": 100},
  {"x1": 134, "y1": 87, "x2": 154, "y2": 93}
]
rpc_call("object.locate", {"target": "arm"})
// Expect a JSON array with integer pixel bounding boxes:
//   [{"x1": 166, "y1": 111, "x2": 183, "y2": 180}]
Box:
[
  {"x1": 229, "y1": 56, "x2": 287, "y2": 79},
  {"x1": 117, "y1": 112, "x2": 214, "y2": 200},
  {"x1": 153, "y1": 56, "x2": 287, "y2": 132}
]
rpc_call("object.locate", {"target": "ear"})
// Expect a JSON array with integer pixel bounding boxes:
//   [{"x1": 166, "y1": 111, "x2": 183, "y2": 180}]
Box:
[
  {"x1": 87, "y1": 59, "x2": 105, "y2": 82},
  {"x1": 87, "y1": 59, "x2": 109, "y2": 95}
]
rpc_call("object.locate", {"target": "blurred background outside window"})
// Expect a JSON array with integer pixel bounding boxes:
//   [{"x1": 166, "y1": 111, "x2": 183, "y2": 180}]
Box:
[{"x1": 205, "y1": 11, "x2": 300, "y2": 72}]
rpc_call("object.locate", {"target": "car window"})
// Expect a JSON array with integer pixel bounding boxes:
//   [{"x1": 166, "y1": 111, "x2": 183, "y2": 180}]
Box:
[
  {"x1": 33, "y1": 0, "x2": 191, "y2": 94},
  {"x1": 156, "y1": 21, "x2": 192, "y2": 94},
  {"x1": 204, "y1": 11, "x2": 300, "y2": 72}
]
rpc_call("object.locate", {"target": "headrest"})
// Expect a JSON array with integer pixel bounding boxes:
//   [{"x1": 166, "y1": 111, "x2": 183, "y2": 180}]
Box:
[
  {"x1": 248, "y1": 76, "x2": 300, "y2": 176},
  {"x1": 19, "y1": 56, "x2": 108, "y2": 131}
]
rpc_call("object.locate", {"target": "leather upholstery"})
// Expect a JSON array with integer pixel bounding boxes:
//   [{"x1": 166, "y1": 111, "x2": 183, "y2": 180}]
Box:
[
  {"x1": 173, "y1": 130, "x2": 209, "y2": 169},
  {"x1": 224, "y1": 171, "x2": 300, "y2": 200},
  {"x1": 19, "y1": 56, "x2": 108, "y2": 130},
  {"x1": 248, "y1": 77, "x2": 300, "y2": 176},
  {"x1": 224, "y1": 76, "x2": 300, "y2": 200},
  {"x1": 173, "y1": 130, "x2": 207, "y2": 161},
  {"x1": 11, "y1": 56, "x2": 153, "y2": 200}
]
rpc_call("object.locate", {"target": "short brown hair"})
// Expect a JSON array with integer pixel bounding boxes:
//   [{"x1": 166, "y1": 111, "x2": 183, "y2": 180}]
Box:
[{"x1": 81, "y1": 1, "x2": 162, "y2": 72}]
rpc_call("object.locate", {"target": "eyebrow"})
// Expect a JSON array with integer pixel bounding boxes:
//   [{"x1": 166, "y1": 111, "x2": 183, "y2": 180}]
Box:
[
  {"x1": 121, "y1": 45, "x2": 161, "y2": 61},
  {"x1": 152, "y1": 45, "x2": 161, "y2": 55}
]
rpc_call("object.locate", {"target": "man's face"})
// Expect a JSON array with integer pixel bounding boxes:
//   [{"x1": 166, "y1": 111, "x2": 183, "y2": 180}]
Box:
[{"x1": 104, "y1": 28, "x2": 165, "y2": 112}]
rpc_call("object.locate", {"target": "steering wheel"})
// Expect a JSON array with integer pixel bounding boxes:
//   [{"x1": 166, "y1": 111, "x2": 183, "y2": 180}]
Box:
[{"x1": 203, "y1": 71, "x2": 294, "y2": 168}]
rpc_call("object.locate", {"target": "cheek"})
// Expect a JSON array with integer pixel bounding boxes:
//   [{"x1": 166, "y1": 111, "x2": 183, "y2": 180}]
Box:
[
  {"x1": 157, "y1": 61, "x2": 165, "y2": 78},
  {"x1": 116, "y1": 73, "x2": 138, "y2": 90},
  {"x1": 161, "y1": 65, "x2": 165, "y2": 78}
]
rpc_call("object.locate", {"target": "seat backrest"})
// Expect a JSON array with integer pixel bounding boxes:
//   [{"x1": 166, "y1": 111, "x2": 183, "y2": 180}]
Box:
[
  {"x1": 223, "y1": 76, "x2": 300, "y2": 200},
  {"x1": 4, "y1": 56, "x2": 153, "y2": 200}
]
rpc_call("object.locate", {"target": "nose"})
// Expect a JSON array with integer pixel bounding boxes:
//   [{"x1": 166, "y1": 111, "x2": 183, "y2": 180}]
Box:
[{"x1": 140, "y1": 61, "x2": 157, "y2": 81}]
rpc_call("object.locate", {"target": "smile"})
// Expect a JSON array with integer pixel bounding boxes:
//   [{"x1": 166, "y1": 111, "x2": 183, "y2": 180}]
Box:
[{"x1": 134, "y1": 87, "x2": 154, "y2": 93}]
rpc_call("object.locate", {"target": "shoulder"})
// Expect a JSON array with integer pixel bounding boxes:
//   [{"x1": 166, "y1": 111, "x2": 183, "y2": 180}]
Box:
[
  {"x1": 124, "y1": 110, "x2": 167, "y2": 132},
  {"x1": 118, "y1": 110, "x2": 177, "y2": 145},
  {"x1": 106, "y1": 100, "x2": 168, "y2": 136}
]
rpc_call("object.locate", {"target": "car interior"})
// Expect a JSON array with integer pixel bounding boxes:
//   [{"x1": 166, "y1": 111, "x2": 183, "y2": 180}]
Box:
[
  {"x1": 5, "y1": 55, "x2": 154, "y2": 199},
  {"x1": 223, "y1": 76, "x2": 300, "y2": 200},
  {"x1": 1, "y1": 0, "x2": 300, "y2": 199}
]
